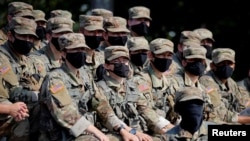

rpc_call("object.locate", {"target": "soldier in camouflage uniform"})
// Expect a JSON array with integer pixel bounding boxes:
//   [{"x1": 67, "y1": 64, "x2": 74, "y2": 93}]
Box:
[
  {"x1": 0, "y1": 16, "x2": 46, "y2": 140},
  {"x1": 167, "y1": 43, "x2": 220, "y2": 124},
  {"x1": 91, "y1": 8, "x2": 114, "y2": 52},
  {"x1": 0, "y1": 2, "x2": 35, "y2": 45},
  {"x1": 172, "y1": 31, "x2": 201, "y2": 75},
  {"x1": 32, "y1": 9, "x2": 48, "y2": 51},
  {"x1": 237, "y1": 67, "x2": 250, "y2": 107},
  {"x1": 165, "y1": 87, "x2": 209, "y2": 141},
  {"x1": 199, "y1": 48, "x2": 250, "y2": 124},
  {"x1": 130, "y1": 38, "x2": 180, "y2": 123},
  {"x1": 103, "y1": 16, "x2": 130, "y2": 47},
  {"x1": 29, "y1": 16, "x2": 74, "y2": 72},
  {"x1": 39, "y1": 33, "x2": 109, "y2": 141},
  {"x1": 78, "y1": 15, "x2": 106, "y2": 82},
  {"x1": 126, "y1": 36, "x2": 150, "y2": 76},
  {"x1": 93, "y1": 46, "x2": 174, "y2": 141},
  {"x1": 193, "y1": 27, "x2": 215, "y2": 72},
  {"x1": 127, "y1": 6, "x2": 151, "y2": 38}
]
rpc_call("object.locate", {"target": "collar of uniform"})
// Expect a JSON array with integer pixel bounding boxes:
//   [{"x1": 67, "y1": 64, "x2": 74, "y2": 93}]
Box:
[
  {"x1": 148, "y1": 64, "x2": 164, "y2": 88},
  {"x1": 103, "y1": 71, "x2": 124, "y2": 88},
  {"x1": 46, "y1": 45, "x2": 61, "y2": 67},
  {"x1": 61, "y1": 63, "x2": 83, "y2": 86},
  {"x1": 183, "y1": 72, "x2": 197, "y2": 87},
  {"x1": 210, "y1": 71, "x2": 228, "y2": 90},
  {"x1": 6, "y1": 41, "x2": 23, "y2": 63}
]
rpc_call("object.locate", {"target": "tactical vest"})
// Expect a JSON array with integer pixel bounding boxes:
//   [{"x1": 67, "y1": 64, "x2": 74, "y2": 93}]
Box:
[
  {"x1": 97, "y1": 80, "x2": 148, "y2": 132},
  {"x1": 39, "y1": 68, "x2": 94, "y2": 141}
]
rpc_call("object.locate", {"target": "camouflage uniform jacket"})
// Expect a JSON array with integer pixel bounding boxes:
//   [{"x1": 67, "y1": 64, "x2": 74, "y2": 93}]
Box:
[
  {"x1": 199, "y1": 71, "x2": 247, "y2": 123},
  {"x1": 94, "y1": 71, "x2": 170, "y2": 134},
  {"x1": 39, "y1": 63, "x2": 94, "y2": 139},
  {"x1": 172, "y1": 52, "x2": 184, "y2": 75},
  {"x1": 31, "y1": 39, "x2": 48, "y2": 52},
  {"x1": 237, "y1": 77, "x2": 250, "y2": 98},
  {"x1": 0, "y1": 25, "x2": 8, "y2": 46},
  {"x1": 83, "y1": 50, "x2": 104, "y2": 82},
  {"x1": 0, "y1": 42, "x2": 46, "y2": 123},
  {"x1": 168, "y1": 72, "x2": 218, "y2": 123},
  {"x1": 29, "y1": 45, "x2": 62, "y2": 72},
  {"x1": 165, "y1": 121, "x2": 208, "y2": 141},
  {"x1": 130, "y1": 64, "x2": 177, "y2": 120}
]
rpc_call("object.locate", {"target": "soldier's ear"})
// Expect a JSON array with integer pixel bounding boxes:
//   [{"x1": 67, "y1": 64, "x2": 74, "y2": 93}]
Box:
[{"x1": 182, "y1": 59, "x2": 187, "y2": 67}]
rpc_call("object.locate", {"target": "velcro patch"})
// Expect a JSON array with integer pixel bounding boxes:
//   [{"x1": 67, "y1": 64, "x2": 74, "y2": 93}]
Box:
[
  {"x1": 0, "y1": 66, "x2": 10, "y2": 75},
  {"x1": 206, "y1": 87, "x2": 215, "y2": 94},
  {"x1": 50, "y1": 83, "x2": 64, "y2": 94},
  {"x1": 138, "y1": 83, "x2": 150, "y2": 92}
]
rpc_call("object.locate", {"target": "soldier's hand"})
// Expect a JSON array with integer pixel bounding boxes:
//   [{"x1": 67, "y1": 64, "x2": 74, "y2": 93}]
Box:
[
  {"x1": 135, "y1": 131, "x2": 153, "y2": 141},
  {"x1": 120, "y1": 129, "x2": 139, "y2": 141},
  {"x1": 9, "y1": 102, "x2": 29, "y2": 121}
]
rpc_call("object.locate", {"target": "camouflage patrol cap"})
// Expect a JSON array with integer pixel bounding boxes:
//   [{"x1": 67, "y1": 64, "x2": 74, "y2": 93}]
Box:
[
  {"x1": 58, "y1": 33, "x2": 90, "y2": 50},
  {"x1": 33, "y1": 10, "x2": 47, "y2": 22},
  {"x1": 193, "y1": 28, "x2": 215, "y2": 42},
  {"x1": 180, "y1": 31, "x2": 201, "y2": 44},
  {"x1": 212, "y1": 48, "x2": 235, "y2": 64},
  {"x1": 79, "y1": 15, "x2": 105, "y2": 31},
  {"x1": 104, "y1": 16, "x2": 130, "y2": 33},
  {"x1": 183, "y1": 44, "x2": 207, "y2": 59},
  {"x1": 149, "y1": 38, "x2": 174, "y2": 54},
  {"x1": 128, "y1": 6, "x2": 152, "y2": 20},
  {"x1": 91, "y1": 8, "x2": 113, "y2": 19},
  {"x1": 9, "y1": 16, "x2": 37, "y2": 38},
  {"x1": 105, "y1": 46, "x2": 129, "y2": 61},
  {"x1": 46, "y1": 17, "x2": 73, "y2": 33},
  {"x1": 175, "y1": 87, "x2": 204, "y2": 103},
  {"x1": 127, "y1": 37, "x2": 149, "y2": 51},
  {"x1": 50, "y1": 9, "x2": 72, "y2": 19},
  {"x1": 8, "y1": 2, "x2": 34, "y2": 19}
]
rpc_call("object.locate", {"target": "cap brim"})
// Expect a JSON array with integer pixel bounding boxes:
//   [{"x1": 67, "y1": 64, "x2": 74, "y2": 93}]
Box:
[
  {"x1": 107, "y1": 28, "x2": 130, "y2": 33},
  {"x1": 35, "y1": 18, "x2": 47, "y2": 22},
  {"x1": 129, "y1": 47, "x2": 149, "y2": 51},
  {"x1": 65, "y1": 43, "x2": 90, "y2": 50},
  {"x1": 84, "y1": 26, "x2": 105, "y2": 31},
  {"x1": 52, "y1": 28, "x2": 73, "y2": 33},
  {"x1": 14, "y1": 29, "x2": 38, "y2": 38},
  {"x1": 185, "y1": 55, "x2": 206, "y2": 59},
  {"x1": 179, "y1": 96, "x2": 204, "y2": 102},
  {"x1": 153, "y1": 47, "x2": 173, "y2": 54},
  {"x1": 132, "y1": 16, "x2": 152, "y2": 21}
]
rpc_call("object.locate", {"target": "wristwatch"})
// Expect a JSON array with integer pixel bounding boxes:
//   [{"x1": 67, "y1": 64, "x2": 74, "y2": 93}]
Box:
[
  {"x1": 116, "y1": 124, "x2": 125, "y2": 133},
  {"x1": 129, "y1": 128, "x2": 137, "y2": 135}
]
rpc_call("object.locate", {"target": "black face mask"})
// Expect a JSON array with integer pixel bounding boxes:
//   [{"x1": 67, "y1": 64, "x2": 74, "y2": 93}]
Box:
[
  {"x1": 131, "y1": 22, "x2": 149, "y2": 36},
  {"x1": 12, "y1": 37, "x2": 34, "y2": 55},
  {"x1": 112, "y1": 63, "x2": 130, "y2": 78},
  {"x1": 84, "y1": 35, "x2": 103, "y2": 49},
  {"x1": 214, "y1": 65, "x2": 234, "y2": 79},
  {"x1": 185, "y1": 61, "x2": 206, "y2": 76},
  {"x1": 66, "y1": 52, "x2": 86, "y2": 69},
  {"x1": 152, "y1": 57, "x2": 172, "y2": 72},
  {"x1": 202, "y1": 45, "x2": 213, "y2": 59},
  {"x1": 130, "y1": 53, "x2": 147, "y2": 67},
  {"x1": 51, "y1": 37, "x2": 61, "y2": 51},
  {"x1": 177, "y1": 100, "x2": 204, "y2": 134},
  {"x1": 108, "y1": 36, "x2": 128, "y2": 46},
  {"x1": 36, "y1": 26, "x2": 46, "y2": 41}
]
